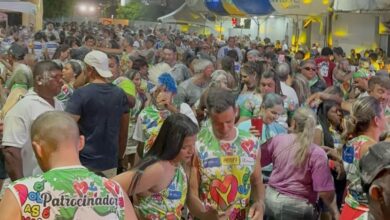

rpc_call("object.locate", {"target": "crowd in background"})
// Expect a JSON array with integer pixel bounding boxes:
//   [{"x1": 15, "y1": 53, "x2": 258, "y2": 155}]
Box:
[{"x1": 0, "y1": 21, "x2": 387, "y2": 220}]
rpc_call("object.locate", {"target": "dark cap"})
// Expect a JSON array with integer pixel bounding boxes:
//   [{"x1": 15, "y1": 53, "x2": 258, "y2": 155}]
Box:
[
  {"x1": 360, "y1": 141, "x2": 390, "y2": 192},
  {"x1": 8, "y1": 43, "x2": 27, "y2": 60}
]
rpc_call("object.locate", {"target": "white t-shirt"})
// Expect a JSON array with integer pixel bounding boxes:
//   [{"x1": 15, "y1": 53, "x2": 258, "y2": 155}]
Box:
[
  {"x1": 45, "y1": 41, "x2": 58, "y2": 60},
  {"x1": 133, "y1": 40, "x2": 141, "y2": 49},
  {"x1": 2, "y1": 90, "x2": 64, "y2": 177},
  {"x1": 31, "y1": 41, "x2": 46, "y2": 61},
  {"x1": 281, "y1": 81, "x2": 299, "y2": 107}
]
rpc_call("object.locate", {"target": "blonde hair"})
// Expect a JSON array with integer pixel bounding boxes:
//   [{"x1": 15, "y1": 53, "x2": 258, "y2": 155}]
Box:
[
  {"x1": 341, "y1": 96, "x2": 382, "y2": 143},
  {"x1": 292, "y1": 74, "x2": 311, "y2": 106},
  {"x1": 292, "y1": 107, "x2": 317, "y2": 166}
]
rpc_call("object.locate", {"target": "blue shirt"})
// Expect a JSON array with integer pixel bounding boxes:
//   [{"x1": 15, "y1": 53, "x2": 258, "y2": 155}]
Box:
[
  {"x1": 66, "y1": 83, "x2": 129, "y2": 171},
  {"x1": 237, "y1": 120, "x2": 287, "y2": 145}
]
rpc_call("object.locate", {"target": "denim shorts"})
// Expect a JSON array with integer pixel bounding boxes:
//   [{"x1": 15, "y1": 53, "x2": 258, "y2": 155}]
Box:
[{"x1": 265, "y1": 187, "x2": 319, "y2": 220}]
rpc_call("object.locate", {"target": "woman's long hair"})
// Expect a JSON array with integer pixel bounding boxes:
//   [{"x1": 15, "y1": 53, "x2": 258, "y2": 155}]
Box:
[
  {"x1": 52, "y1": 44, "x2": 70, "y2": 60},
  {"x1": 341, "y1": 96, "x2": 382, "y2": 143},
  {"x1": 317, "y1": 100, "x2": 340, "y2": 148},
  {"x1": 128, "y1": 113, "x2": 198, "y2": 195},
  {"x1": 292, "y1": 107, "x2": 317, "y2": 166},
  {"x1": 292, "y1": 74, "x2": 311, "y2": 106}
]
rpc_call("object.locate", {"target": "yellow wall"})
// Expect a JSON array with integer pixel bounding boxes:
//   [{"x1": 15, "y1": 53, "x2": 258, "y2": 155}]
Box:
[{"x1": 22, "y1": 0, "x2": 43, "y2": 31}]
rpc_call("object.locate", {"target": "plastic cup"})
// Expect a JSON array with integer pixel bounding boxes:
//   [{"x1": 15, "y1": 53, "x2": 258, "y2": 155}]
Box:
[{"x1": 251, "y1": 117, "x2": 263, "y2": 135}]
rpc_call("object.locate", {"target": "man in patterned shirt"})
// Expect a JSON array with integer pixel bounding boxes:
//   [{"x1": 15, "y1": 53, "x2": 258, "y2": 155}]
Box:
[
  {"x1": 188, "y1": 88, "x2": 265, "y2": 220},
  {"x1": 0, "y1": 111, "x2": 136, "y2": 219}
]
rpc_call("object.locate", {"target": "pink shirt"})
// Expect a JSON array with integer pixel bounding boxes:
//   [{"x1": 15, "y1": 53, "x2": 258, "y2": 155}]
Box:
[{"x1": 261, "y1": 134, "x2": 334, "y2": 204}]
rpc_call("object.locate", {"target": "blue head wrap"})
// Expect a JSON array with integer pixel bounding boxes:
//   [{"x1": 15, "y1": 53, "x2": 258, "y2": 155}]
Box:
[{"x1": 157, "y1": 72, "x2": 177, "y2": 94}]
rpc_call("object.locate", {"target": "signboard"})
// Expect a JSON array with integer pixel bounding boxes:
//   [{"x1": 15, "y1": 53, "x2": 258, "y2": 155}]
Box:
[
  {"x1": 99, "y1": 18, "x2": 129, "y2": 26},
  {"x1": 334, "y1": 0, "x2": 390, "y2": 11}
]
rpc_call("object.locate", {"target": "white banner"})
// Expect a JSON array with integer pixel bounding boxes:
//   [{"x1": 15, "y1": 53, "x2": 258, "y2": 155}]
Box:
[
  {"x1": 334, "y1": 0, "x2": 390, "y2": 11},
  {"x1": 0, "y1": 2, "x2": 36, "y2": 14}
]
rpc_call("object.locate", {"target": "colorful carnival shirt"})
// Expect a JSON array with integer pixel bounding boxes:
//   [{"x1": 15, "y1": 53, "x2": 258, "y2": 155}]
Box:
[
  {"x1": 140, "y1": 78, "x2": 155, "y2": 94},
  {"x1": 9, "y1": 166, "x2": 126, "y2": 220},
  {"x1": 136, "y1": 165, "x2": 187, "y2": 220},
  {"x1": 315, "y1": 125, "x2": 342, "y2": 149},
  {"x1": 236, "y1": 91, "x2": 262, "y2": 118},
  {"x1": 133, "y1": 105, "x2": 171, "y2": 154},
  {"x1": 343, "y1": 135, "x2": 371, "y2": 211},
  {"x1": 130, "y1": 92, "x2": 146, "y2": 119},
  {"x1": 120, "y1": 52, "x2": 132, "y2": 74},
  {"x1": 385, "y1": 105, "x2": 390, "y2": 117},
  {"x1": 56, "y1": 83, "x2": 74, "y2": 106},
  {"x1": 126, "y1": 92, "x2": 147, "y2": 155},
  {"x1": 194, "y1": 126, "x2": 260, "y2": 220},
  {"x1": 277, "y1": 94, "x2": 297, "y2": 129}
]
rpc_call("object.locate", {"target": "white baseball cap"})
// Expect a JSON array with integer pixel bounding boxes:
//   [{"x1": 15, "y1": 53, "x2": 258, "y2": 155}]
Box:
[{"x1": 84, "y1": 50, "x2": 113, "y2": 78}]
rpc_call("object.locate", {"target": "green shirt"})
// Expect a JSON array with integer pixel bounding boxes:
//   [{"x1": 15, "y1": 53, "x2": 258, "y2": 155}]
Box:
[{"x1": 113, "y1": 76, "x2": 136, "y2": 97}]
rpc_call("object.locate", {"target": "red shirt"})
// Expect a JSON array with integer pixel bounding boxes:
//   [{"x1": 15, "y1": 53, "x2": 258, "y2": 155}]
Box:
[{"x1": 315, "y1": 57, "x2": 336, "y2": 86}]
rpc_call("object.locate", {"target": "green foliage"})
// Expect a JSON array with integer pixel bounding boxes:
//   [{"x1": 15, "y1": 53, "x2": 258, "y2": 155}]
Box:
[
  {"x1": 116, "y1": 0, "x2": 143, "y2": 20},
  {"x1": 43, "y1": 0, "x2": 77, "y2": 19}
]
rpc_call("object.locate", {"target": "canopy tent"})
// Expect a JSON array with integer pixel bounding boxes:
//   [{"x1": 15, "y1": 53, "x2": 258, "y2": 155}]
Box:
[
  {"x1": 233, "y1": 0, "x2": 274, "y2": 16},
  {"x1": 157, "y1": 1, "x2": 211, "y2": 26},
  {"x1": 220, "y1": 0, "x2": 246, "y2": 17},
  {"x1": 186, "y1": 0, "x2": 208, "y2": 12},
  {"x1": 202, "y1": 0, "x2": 328, "y2": 17},
  {"x1": 204, "y1": 0, "x2": 229, "y2": 16},
  {"x1": 270, "y1": 0, "x2": 330, "y2": 16},
  {"x1": 334, "y1": 0, "x2": 390, "y2": 12},
  {"x1": 0, "y1": 1, "x2": 36, "y2": 14}
]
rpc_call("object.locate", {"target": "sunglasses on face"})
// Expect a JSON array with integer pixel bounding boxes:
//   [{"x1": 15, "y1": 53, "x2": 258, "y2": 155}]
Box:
[{"x1": 303, "y1": 67, "x2": 316, "y2": 71}]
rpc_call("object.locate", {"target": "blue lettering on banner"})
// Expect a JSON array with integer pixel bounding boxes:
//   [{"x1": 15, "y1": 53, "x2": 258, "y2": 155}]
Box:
[
  {"x1": 34, "y1": 45, "x2": 43, "y2": 50},
  {"x1": 46, "y1": 43, "x2": 57, "y2": 49},
  {"x1": 203, "y1": 158, "x2": 221, "y2": 168},
  {"x1": 342, "y1": 144, "x2": 354, "y2": 164},
  {"x1": 167, "y1": 191, "x2": 182, "y2": 200}
]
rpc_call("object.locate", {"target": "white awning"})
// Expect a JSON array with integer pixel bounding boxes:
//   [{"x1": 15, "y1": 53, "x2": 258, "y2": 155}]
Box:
[
  {"x1": 334, "y1": 0, "x2": 390, "y2": 12},
  {"x1": 158, "y1": 1, "x2": 209, "y2": 25},
  {"x1": 0, "y1": 2, "x2": 36, "y2": 14}
]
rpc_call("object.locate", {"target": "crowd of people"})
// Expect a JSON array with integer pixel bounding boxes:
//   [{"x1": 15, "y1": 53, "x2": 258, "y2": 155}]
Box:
[{"x1": 0, "y1": 21, "x2": 387, "y2": 220}]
